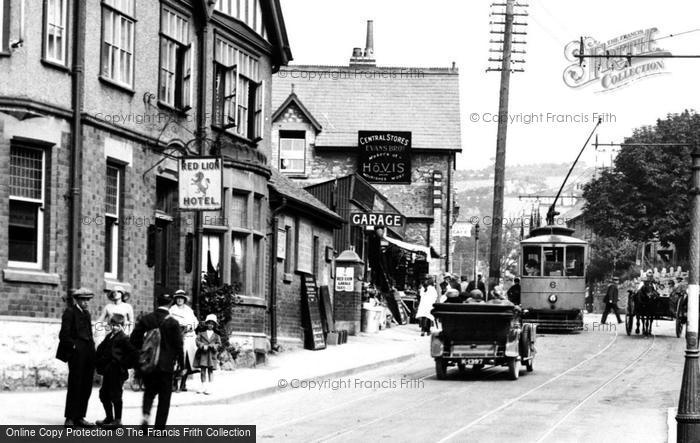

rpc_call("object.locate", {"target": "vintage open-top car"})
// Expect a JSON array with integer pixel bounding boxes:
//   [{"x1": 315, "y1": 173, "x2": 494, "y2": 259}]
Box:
[{"x1": 430, "y1": 302, "x2": 536, "y2": 380}]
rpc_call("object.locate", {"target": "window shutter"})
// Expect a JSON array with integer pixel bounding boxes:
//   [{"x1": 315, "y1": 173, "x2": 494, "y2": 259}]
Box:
[
  {"x1": 227, "y1": 63, "x2": 239, "y2": 128},
  {"x1": 254, "y1": 80, "x2": 264, "y2": 140},
  {"x1": 180, "y1": 43, "x2": 193, "y2": 110}
]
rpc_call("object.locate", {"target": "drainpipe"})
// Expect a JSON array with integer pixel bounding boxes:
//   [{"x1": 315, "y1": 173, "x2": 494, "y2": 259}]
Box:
[
  {"x1": 68, "y1": 0, "x2": 86, "y2": 296},
  {"x1": 269, "y1": 197, "x2": 288, "y2": 351},
  {"x1": 192, "y1": 11, "x2": 209, "y2": 315}
]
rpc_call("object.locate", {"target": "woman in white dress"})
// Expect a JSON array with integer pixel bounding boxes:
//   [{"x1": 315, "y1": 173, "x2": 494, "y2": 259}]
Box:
[
  {"x1": 98, "y1": 286, "x2": 134, "y2": 337},
  {"x1": 415, "y1": 277, "x2": 438, "y2": 336},
  {"x1": 169, "y1": 289, "x2": 199, "y2": 392}
]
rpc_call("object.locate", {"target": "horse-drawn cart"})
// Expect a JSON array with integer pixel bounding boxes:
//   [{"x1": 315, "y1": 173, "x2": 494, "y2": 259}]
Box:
[
  {"x1": 625, "y1": 285, "x2": 686, "y2": 337},
  {"x1": 430, "y1": 303, "x2": 536, "y2": 380}
]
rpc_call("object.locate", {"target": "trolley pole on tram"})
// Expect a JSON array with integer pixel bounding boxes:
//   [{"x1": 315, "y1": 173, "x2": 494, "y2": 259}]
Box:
[{"x1": 677, "y1": 146, "x2": 700, "y2": 442}]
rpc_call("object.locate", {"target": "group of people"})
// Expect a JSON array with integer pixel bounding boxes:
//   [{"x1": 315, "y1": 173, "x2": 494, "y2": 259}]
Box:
[
  {"x1": 57, "y1": 287, "x2": 223, "y2": 430},
  {"x1": 414, "y1": 274, "x2": 522, "y2": 335}
]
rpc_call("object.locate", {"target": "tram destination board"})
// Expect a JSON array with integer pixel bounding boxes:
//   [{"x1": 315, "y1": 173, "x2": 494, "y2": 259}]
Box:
[{"x1": 301, "y1": 274, "x2": 326, "y2": 350}]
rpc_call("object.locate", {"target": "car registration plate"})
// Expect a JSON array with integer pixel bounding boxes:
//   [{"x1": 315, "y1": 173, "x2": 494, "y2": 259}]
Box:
[{"x1": 465, "y1": 358, "x2": 483, "y2": 365}]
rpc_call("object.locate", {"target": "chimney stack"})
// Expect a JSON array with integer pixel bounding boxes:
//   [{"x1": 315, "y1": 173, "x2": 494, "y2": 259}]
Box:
[
  {"x1": 365, "y1": 20, "x2": 374, "y2": 58},
  {"x1": 349, "y1": 20, "x2": 376, "y2": 67}
]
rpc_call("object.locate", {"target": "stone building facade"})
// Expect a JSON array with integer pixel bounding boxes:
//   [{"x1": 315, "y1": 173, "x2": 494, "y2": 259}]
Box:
[{"x1": 270, "y1": 22, "x2": 462, "y2": 274}]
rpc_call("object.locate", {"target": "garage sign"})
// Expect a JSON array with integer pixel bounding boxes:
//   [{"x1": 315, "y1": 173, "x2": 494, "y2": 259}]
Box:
[{"x1": 350, "y1": 212, "x2": 404, "y2": 227}]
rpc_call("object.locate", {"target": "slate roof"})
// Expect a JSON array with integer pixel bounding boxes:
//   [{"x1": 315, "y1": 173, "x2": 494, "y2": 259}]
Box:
[
  {"x1": 272, "y1": 65, "x2": 462, "y2": 151},
  {"x1": 268, "y1": 167, "x2": 344, "y2": 226}
]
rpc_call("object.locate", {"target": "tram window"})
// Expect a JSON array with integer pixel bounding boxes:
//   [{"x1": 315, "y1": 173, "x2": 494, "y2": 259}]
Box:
[
  {"x1": 522, "y1": 246, "x2": 541, "y2": 276},
  {"x1": 566, "y1": 246, "x2": 585, "y2": 276},
  {"x1": 543, "y1": 247, "x2": 564, "y2": 276}
]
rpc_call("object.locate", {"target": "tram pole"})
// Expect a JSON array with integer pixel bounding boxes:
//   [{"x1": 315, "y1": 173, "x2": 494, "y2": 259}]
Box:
[{"x1": 677, "y1": 146, "x2": 700, "y2": 442}]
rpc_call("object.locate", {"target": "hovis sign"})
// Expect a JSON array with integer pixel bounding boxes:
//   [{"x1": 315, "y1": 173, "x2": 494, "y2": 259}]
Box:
[
  {"x1": 178, "y1": 157, "x2": 223, "y2": 211},
  {"x1": 350, "y1": 212, "x2": 404, "y2": 227}
]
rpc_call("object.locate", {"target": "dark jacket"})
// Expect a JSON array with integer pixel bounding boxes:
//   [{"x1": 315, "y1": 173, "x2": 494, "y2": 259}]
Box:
[
  {"x1": 507, "y1": 283, "x2": 521, "y2": 305},
  {"x1": 56, "y1": 305, "x2": 94, "y2": 362},
  {"x1": 466, "y1": 280, "x2": 487, "y2": 295},
  {"x1": 605, "y1": 284, "x2": 619, "y2": 304},
  {"x1": 96, "y1": 330, "x2": 136, "y2": 378},
  {"x1": 130, "y1": 308, "x2": 184, "y2": 373}
]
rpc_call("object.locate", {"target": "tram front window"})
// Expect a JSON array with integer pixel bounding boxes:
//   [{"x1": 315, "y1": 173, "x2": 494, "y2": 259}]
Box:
[
  {"x1": 523, "y1": 246, "x2": 541, "y2": 276},
  {"x1": 543, "y1": 247, "x2": 564, "y2": 276},
  {"x1": 566, "y1": 246, "x2": 585, "y2": 276}
]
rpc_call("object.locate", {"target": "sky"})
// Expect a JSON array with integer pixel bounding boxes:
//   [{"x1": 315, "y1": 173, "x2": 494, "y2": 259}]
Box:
[{"x1": 278, "y1": 0, "x2": 700, "y2": 170}]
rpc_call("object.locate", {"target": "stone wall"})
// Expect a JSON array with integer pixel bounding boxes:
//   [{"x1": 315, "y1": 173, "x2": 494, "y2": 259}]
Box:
[{"x1": 0, "y1": 319, "x2": 68, "y2": 390}]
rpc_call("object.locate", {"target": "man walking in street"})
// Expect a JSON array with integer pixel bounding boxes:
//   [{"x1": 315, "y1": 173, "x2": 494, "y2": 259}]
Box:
[
  {"x1": 601, "y1": 276, "x2": 623, "y2": 324},
  {"x1": 57, "y1": 288, "x2": 97, "y2": 428},
  {"x1": 130, "y1": 293, "x2": 184, "y2": 429}
]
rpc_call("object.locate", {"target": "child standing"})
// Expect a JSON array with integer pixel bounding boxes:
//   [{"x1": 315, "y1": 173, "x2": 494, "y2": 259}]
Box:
[
  {"x1": 195, "y1": 314, "x2": 222, "y2": 395},
  {"x1": 95, "y1": 313, "x2": 135, "y2": 428}
]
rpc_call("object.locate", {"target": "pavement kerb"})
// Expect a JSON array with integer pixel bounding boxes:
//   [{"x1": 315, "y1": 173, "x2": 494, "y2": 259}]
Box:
[{"x1": 163, "y1": 351, "x2": 420, "y2": 408}]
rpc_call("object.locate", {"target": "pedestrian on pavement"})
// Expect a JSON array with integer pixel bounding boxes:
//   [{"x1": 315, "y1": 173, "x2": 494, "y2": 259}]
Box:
[
  {"x1": 195, "y1": 314, "x2": 222, "y2": 395},
  {"x1": 601, "y1": 276, "x2": 623, "y2": 324},
  {"x1": 459, "y1": 275, "x2": 469, "y2": 294},
  {"x1": 415, "y1": 277, "x2": 438, "y2": 336},
  {"x1": 56, "y1": 288, "x2": 97, "y2": 428},
  {"x1": 97, "y1": 286, "x2": 134, "y2": 336},
  {"x1": 507, "y1": 278, "x2": 521, "y2": 305},
  {"x1": 95, "y1": 314, "x2": 136, "y2": 429},
  {"x1": 466, "y1": 274, "x2": 487, "y2": 295},
  {"x1": 130, "y1": 293, "x2": 184, "y2": 430},
  {"x1": 169, "y1": 289, "x2": 198, "y2": 392}
]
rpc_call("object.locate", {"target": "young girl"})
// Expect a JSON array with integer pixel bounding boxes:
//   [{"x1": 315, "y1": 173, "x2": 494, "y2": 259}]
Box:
[{"x1": 195, "y1": 314, "x2": 222, "y2": 394}]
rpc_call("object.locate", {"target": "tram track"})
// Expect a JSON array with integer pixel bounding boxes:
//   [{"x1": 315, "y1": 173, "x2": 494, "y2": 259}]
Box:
[
  {"x1": 436, "y1": 330, "x2": 658, "y2": 443},
  {"x1": 436, "y1": 330, "x2": 620, "y2": 442},
  {"x1": 534, "y1": 334, "x2": 656, "y2": 443},
  {"x1": 308, "y1": 366, "x2": 504, "y2": 443}
]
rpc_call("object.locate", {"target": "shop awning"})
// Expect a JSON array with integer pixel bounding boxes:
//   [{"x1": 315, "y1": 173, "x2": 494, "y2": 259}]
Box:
[{"x1": 383, "y1": 235, "x2": 441, "y2": 259}]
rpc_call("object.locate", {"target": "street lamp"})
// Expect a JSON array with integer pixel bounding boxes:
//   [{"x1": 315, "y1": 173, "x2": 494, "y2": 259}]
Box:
[
  {"x1": 677, "y1": 146, "x2": 700, "y2": 441},
  {"x1": 473, "y1": 223, "x2": 480, "y2": 282}
]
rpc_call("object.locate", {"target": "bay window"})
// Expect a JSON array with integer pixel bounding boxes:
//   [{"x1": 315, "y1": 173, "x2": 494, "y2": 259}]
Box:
[{"x1": 213, "y1": 36, "x2": 264, "y2": 140}]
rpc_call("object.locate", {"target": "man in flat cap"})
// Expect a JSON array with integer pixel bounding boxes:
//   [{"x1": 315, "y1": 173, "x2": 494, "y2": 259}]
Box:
[{"x1": 57, "y1": 288, "x2": 97, "y2": 428}]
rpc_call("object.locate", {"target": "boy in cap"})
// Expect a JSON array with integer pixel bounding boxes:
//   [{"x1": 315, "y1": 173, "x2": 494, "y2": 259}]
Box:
[
  {"x1": 95, "y1": 313, "x2": 136, "y2": 428},
  {"x1": 57, "y1": 288, "x2": 97, "y2": 428}
]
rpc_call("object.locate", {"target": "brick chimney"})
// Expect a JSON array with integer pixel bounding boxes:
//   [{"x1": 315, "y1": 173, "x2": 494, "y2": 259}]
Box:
[{"x1": 349, "y1": 20, "x2": 376, "y2": 67}]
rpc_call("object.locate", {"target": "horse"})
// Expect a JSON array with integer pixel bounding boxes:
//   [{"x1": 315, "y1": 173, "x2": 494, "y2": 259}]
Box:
[{"x1": 633, "y1": 283, "x2": 660, "y2": 336}]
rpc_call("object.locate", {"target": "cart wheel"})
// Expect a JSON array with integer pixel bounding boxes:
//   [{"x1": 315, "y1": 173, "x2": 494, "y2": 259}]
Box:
[
  {"x1": 435, "y1": 358, "x2": 448, "y2": 380},
  {"x1": 508, "y1": 358, "x2": 520, "y2": 380},
  {"x1": 457, "y1": 363, "x2": 467, "y2": 374},
  {"x1": 526, "y1": 358, "x2": 534, "y2": 372},
  {"x1": 472, "y1": 364, "x2": 484, "y2": 373}
]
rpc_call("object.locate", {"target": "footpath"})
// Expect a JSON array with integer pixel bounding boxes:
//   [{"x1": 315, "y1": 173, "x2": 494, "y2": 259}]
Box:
[{"x1": 0, "y1": 324, "x2": 426, "y2": 425}]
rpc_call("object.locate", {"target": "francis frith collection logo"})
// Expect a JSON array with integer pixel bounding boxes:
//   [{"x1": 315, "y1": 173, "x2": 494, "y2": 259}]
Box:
[{"x1": 563, "y1": 28, "x2": 671, "y2": 92}]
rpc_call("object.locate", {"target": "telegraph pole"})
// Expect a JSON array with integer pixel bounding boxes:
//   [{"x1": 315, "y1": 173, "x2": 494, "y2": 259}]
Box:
[
  {"x1": 473, "y1": 223, "x2": 480, "y2": 281},
  {"x1": 487, "y1": 0, "x2": 527, "y2": 286}
]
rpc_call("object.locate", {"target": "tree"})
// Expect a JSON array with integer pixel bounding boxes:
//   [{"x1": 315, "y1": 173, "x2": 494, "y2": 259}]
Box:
[
  {"x1": 582, "y1": 110, "x2": 699, "y2": 260},
  {"x1": 587, "y1": 236, "x2": 639, "y2": 283}
]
